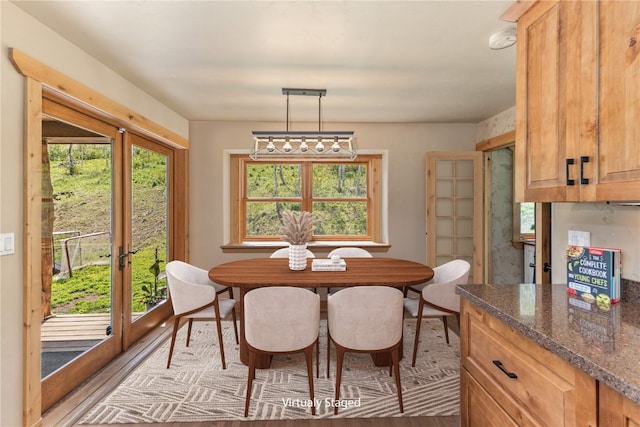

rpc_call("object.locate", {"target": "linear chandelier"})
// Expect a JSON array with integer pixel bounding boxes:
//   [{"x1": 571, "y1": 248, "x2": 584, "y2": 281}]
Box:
[{"x1": 250, "y1": 88, "x2": 357, "y2": 161}]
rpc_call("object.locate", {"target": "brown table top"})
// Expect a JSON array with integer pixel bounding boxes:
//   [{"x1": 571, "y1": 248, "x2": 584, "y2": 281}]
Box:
[{"x1": 208, "y1": 257, "x2": 434, "y2": 288}]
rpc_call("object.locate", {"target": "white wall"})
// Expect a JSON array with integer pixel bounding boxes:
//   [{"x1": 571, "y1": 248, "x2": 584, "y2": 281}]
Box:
[
  {"x1": 0, "y1": 3, "x2": 188, "y2": 425},
  {"x1": 188, "y1": 121, "x2": 477, "y2": 270},
  {"x1": 552, "y1": 203, "x2": 640, "y2": 283}
]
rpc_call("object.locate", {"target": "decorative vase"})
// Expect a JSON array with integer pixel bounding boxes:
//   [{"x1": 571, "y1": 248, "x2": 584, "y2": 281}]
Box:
[{"x1": 288, "y1": 243, "x2": 308, "y2": 271}]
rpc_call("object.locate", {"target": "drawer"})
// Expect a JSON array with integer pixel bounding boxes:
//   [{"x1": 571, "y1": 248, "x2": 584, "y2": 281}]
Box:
[
  {"x1": 461, "y1": 301, "x2": 596, "y2": 426},
  {"x1": 462, "y1": 367, "x2": 518, "y2": 427}
]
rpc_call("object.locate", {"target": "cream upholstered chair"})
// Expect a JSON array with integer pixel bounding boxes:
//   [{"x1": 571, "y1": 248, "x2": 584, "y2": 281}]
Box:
[
  {"x1": 327, "y1": 286, "x2": 404, "y2": 414},
  {"x1": 165, "y1": 260, "x2": 238, "y2": 369},
  {"x1": 244, "y1": 286, "x2": 320, "y2": 417},
  {"x1": 327, "y1": 247, "x2": 372, "y2": 258},
  {"x1": 403, "y1": 259, "x2": 470, "y2": 367},
  {"x1": 270, "y1": 248, "x2": 317, "y2": 293},
  {"x1": 326, "y1": 247, "x2": 372, "y2": 294},
  {"x1": 269, "y1": 247, "x2": 316, "y2": 259}
]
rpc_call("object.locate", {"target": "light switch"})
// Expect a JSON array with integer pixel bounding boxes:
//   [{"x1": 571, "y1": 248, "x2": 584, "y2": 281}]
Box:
[{"x1": 0, "y1": 233, "x2": 15, "y2": 256}]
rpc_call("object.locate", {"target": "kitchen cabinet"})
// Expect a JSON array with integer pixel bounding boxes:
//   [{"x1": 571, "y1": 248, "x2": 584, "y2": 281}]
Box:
[
  {"x1": 599, "y1": 383, "x2": 640, "y2": 426},
  {"x1": 460, "y1": 299, "x2": 597, "y2": 426},
  {"x1": 513, "y1": 0, "x2": 640, "y2": 202}
]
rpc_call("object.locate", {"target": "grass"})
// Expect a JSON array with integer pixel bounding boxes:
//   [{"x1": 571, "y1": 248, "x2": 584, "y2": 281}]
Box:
[{"x1": 48, "y1": 144, "x2": 168, "y2": 314}]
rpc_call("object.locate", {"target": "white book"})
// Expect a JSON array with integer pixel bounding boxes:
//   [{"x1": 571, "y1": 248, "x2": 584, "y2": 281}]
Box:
[{"x1": 311, "y1": 259, "x2": 347, "y2": 271}]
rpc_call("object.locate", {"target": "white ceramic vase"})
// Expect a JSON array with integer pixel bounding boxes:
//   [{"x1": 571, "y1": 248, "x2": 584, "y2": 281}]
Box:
[{"x1": 288, "y1": 243, "x2": 307, "y2": 271}]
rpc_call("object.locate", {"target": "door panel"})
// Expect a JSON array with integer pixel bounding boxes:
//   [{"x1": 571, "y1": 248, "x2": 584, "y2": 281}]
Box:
[
  {"x1": 40, "y1": 105, "x2": 123, "y2": 412},
  {"x1": 426, "y1": 151, "x2": 484, "y2": 283},
  {"x1": 125, "y1": 133, "x2": 173, "y2": 347}
]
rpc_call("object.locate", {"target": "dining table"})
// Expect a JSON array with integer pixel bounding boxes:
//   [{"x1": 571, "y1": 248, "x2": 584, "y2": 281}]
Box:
[{"x1": 209, "y1": 256, "x2": 434, "y2": 369}]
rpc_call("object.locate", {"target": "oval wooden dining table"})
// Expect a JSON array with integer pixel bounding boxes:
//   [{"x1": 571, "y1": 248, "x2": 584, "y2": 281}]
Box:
[{"x1": 209, "y1": 257, "x2": 434, "y2": 368}]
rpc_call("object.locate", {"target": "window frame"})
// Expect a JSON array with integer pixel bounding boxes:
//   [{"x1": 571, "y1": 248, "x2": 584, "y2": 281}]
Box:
[{"x1": 228, "y1": 153, "x2": 383, "y2": 245}]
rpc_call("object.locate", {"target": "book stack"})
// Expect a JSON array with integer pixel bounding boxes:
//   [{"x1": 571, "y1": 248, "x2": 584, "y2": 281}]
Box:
[
  {"x1": 566, "y1": 245, "x2": 622, "y2": 309},
  {"x1": 311, "y1": 259, "x2": 347, "y2": 272}
]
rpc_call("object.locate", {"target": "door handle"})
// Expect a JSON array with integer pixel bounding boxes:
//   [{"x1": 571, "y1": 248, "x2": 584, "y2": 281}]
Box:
[
  {"x1": 580, "y1": 156, "x2": 590, "y2": 185},
  {"x1": 118, "y1": 246, "x2": 138, "y2": 270},
  {"x1": 565, "y1": 158, "x2": 575, "y2": 186},
  {"x1": 543, "y1": 262, "x2": 552, "y2": 273}
]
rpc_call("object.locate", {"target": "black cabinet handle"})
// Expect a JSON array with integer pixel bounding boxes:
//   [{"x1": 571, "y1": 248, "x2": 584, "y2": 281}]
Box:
[
  {"x1": 493, "y1": 360, "x2": 518, "y2": 379},
  {"x1": 566, "y1": 158, "x2": 575, "y2": 186},
  {"x1": 580, "y1": 156, "x2": 590, "y2": 185}
]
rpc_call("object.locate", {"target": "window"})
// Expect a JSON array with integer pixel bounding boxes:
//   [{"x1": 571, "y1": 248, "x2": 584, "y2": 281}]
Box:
[{"x1": 229, "y1": 154, "x2": 382, "y2": 244}]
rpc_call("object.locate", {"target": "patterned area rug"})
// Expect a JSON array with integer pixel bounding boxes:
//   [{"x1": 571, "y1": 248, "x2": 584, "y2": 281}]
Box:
[{"x1": 80, "y1": 318, "x2": 460, "y2": 423}]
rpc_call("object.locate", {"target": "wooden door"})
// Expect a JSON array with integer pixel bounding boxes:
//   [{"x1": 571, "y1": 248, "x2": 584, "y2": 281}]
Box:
[
  {"x1": 515, "y1": 0, "x2": 595, "y2": 202},
  {"x1": 595, "y1": 0, "x2": 640, "y2": 201},
  {"x1": 426, "y1": 151, "x2": 483, "y2": 284}
]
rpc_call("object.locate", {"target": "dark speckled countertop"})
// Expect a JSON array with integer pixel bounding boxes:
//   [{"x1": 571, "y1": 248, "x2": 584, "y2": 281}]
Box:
[{"x1": 457, "y1": 283, "x2": 640, "y2": 405}]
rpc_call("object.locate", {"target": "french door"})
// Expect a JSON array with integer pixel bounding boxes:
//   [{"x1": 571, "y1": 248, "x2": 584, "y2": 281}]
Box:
[
  {"x1": 40, "y1": 97, "x2": 174, "y2": 411},
  {"x1": 425, "y1": 151, "x2": 484, "y2": 283}
]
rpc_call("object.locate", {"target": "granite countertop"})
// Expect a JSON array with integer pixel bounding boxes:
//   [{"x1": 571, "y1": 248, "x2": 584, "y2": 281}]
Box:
[{"x1": 457, "y1": 283, "x2": 640, "y2": 405}]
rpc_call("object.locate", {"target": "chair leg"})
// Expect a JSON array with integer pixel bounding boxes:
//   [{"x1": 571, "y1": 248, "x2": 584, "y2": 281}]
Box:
[
  {"x1": 166, "y1": 317, "x2": 181, "y2": 369},
  {"x1": 303, "y1": 344, "x2": 316, "y2": 416},
  {"x1": 244, "y1": 350, "x2": 256, "y2": 417},
  {"x1": 334, "y1": 345, "x2": 346, "y2": 415},
  {"x1": 214, "y1": 300, "x2": 227, "y2": 369},
  {"x1": 227, "y1": 287, "x2": 239, "y2": 344},
  {"x1": 442, "y1": 315, "x2": 450, "y2": 344},
  {"x1": 326, "y1": 330, "x2": 331, "y2": 379},
  {"x1": 315, "y1": 337, "x2": 320, "y2": 379},
  {"x1": 412, "y1": 297, "x2": 425, "y2": 367},
  {"x1": 391, "y1": 346, "x2": 404, "y2": 413},
  {"x1": 186, "y1": 319, "x2": 194, "y2": 347}
]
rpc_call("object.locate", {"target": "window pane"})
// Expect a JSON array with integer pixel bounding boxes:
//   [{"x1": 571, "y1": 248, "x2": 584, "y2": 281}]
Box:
[
  {"x1": 246, "y1": 164, "x2": 301, "y2": 198},
  {"x1": 520, "y1": 202, "x2": 535, "y2": 234},
  {"x1": 246, "y1": 202, "x2": 301, "y2": 236},
  {"x1": 312, "y1": 164, "x2": 367, "y2": 198},
  {"x1": 312, "y1": 202, "x2": 367, "y2": 235}
]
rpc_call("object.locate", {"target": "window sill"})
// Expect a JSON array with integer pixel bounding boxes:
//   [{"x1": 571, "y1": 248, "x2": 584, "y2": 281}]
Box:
[{"x1": 221, "y1": 241, "x2": 391, "y2": 253}]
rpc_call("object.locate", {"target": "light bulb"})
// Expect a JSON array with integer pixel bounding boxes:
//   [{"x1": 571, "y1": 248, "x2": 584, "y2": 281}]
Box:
[
  {"x1": 331, "y1": 138, "x2": 340, "y2": 152},
  {"x1": 315, "y1": 141, "x2": 325, "y2": 152},
  {"x1": 266, "y1": 137, "x2": 275, "y2": 152},
  {"x1": 300, "y1": 138, "x2": 308, "y2": 152},
  {"x1": 283, "y1": 139, "x2": 292, "y2": 152}
]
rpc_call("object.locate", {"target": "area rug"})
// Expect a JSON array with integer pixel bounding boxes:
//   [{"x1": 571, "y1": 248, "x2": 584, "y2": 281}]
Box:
[{"x1": 79, "y1": 318, "x2": 460, "y2": 423}]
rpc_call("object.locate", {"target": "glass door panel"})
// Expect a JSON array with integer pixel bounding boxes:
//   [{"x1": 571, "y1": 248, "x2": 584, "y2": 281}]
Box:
[
  {"x1": 40, "y1": 109, "x2": 122, "y2": 412},
  {"x1": 128, "y1": 134, "x2": 171, "y2": 326}
]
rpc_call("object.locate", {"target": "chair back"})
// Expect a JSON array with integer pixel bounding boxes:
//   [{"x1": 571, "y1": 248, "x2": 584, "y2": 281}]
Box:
[
  {"x1": 328, "y1": 286, "x2": 403, "y2": 351},
  {"x1": 422, "y1": 259, "x2": 470, "y2": 313},
  {"x1": 244, "y1": 287, "x2": 320, "y2": 352},
  {"x1": 269, "y1": 247, "x2": 316, "y2": 258},
  {"x1": 166, "y1": 260, "x2": 217, "y2": 316},
  {"x1": 327, "y1": 247, "x2": 372, "y2": 258}
]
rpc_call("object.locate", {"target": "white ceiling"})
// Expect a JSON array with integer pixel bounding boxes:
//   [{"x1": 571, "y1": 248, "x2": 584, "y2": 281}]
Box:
[{"x1": 13, "y1": 0, "x2": 517, "y2": 124}]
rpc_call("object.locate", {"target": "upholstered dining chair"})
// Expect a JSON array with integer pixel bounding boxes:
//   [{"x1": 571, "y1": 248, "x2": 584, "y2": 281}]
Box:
[
  {"x1": 244, "y1": 286, "x2": 320, "y2": 417},
  {"x1": 165, "y1": 260, "x2": 238, "y2": 369},
  {"x1": 327, "y1": 286, "x2": 404, "y2": 414},
  {"x1": 403, "y1": 259, "x2": 470, "y2": 367},
  {"x1": 326, "y1": 247, "x2": 372, "y2": 294},
  {"x1": 270, "y1": 247, "x2": 317, "y2": 293},
  {"x1": 269, "y1": 247, "x2": 316, "y2": 259}
]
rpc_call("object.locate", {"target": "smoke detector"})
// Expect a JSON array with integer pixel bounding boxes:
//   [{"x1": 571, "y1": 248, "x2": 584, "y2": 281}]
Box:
[{"x1": 489, "y1": 27, "x2": 517, "y2": 50}]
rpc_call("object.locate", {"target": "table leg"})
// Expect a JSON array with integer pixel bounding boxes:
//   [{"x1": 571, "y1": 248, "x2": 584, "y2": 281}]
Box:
[{"x1": 239, "y1": 287, "x2": 272, "y2": 368}]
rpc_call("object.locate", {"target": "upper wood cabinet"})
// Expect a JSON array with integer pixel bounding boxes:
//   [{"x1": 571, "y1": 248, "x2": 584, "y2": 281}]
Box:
[{"x1": 514, "y1": 0, "x2": 640, "y2": 202}]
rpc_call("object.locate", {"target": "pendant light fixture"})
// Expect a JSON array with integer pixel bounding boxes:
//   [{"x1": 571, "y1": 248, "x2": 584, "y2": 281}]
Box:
[{"x1": 250, "y1": 88, "x2": 357, "y2": 160}]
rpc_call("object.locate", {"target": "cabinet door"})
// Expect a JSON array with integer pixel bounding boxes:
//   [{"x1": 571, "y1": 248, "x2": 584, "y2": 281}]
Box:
[
  {"x1": 599, "y1": 383, "x2": 640, "y2": 426},
  {"x1": 515, "y1": 1, "x2": 596, "y2": 202},
  {"x1": 595, "y1": 1, "x2": 640, "y2": 201}
]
